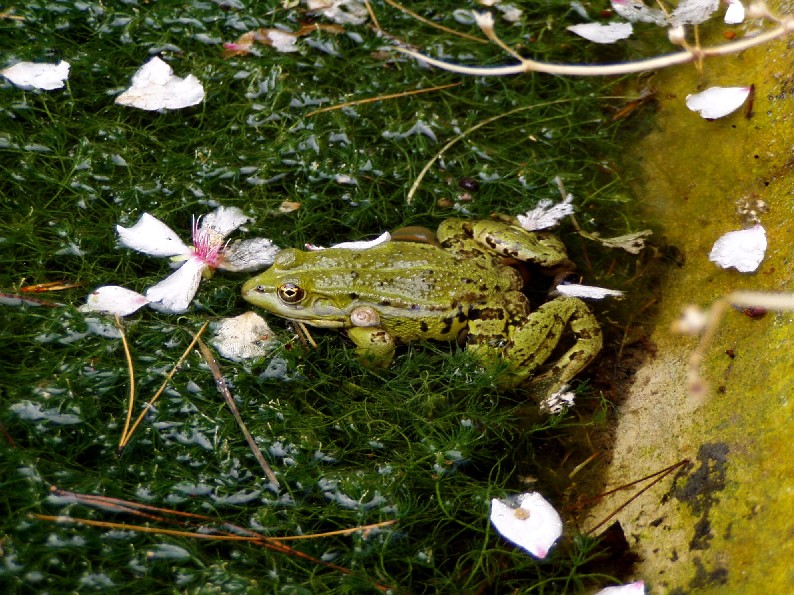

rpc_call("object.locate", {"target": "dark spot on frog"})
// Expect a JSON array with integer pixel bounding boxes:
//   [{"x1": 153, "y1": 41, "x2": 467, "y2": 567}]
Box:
[
  {"x1": 470, "y1": 307, "x2": 505, "y2": 321},
  {"x1": 350, "y1": 292, "x2": 359, "y2": 300},
  {"x1": 379, "y1": 299, "x2": 391, "y2": 307},
  {"x1": 440, "y1": 317, "x2": 454, "y2": 335},
  {"x1": 419, "y1": 321, "x2": 429, "y2": 333}
]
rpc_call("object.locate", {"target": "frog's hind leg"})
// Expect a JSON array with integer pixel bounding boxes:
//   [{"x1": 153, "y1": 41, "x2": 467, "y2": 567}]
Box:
[
  {"x1": 469, "y1": 296, "x2": 602, "y2": 394},
  {"x1": 529, "y1": 297, "x2": 603, "y2": 396}
]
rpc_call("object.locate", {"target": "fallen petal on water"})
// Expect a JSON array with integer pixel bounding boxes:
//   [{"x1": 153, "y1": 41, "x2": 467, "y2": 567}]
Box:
[
  {"x1": 709, "y1": 225, "x2": 766, "y2": 273},
  {"x1": 2, "y1": 60, "x2": 70, "y2": 90},
  {"x1": 80, "y1": 286, "x2": 150, "y2": 317},
  {"x1": 490, "y1": 492, "x2": 563, "y2": 558},
  {"x1": 686, "y1": 86, "x2": 751, "y2": 119},
  {"x1": 115, "y1": 57, "x2": 204, "y2": 111}
]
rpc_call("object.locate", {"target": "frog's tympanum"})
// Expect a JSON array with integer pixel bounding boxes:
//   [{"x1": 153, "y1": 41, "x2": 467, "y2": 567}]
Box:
[{"x1": 242, "y1": 218, "x2": 602, "y2": 396}]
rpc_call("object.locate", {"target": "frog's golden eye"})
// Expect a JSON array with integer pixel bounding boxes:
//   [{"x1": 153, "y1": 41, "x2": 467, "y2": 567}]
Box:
[{"x1": 277, "y1": 283, "x2": 306, "y2": 304}]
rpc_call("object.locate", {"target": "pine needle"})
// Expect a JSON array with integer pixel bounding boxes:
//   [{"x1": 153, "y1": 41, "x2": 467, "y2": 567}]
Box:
[
  {"x1": 118, "y1": 321, "x2": 209, "y2": 451},
  {"x1": 306, "y1": 83, "x2": 460, "y2": 117},
  {"x1": 196, "y1": 337, "x2": 280, "y2": 487}
]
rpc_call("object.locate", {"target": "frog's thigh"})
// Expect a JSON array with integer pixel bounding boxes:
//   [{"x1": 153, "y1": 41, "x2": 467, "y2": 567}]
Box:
[
  {"x1": 467, "y1": 297, "x2": 602, "y2": 388},
  {"x1": 520, "y1": 297, "x2": 603, "y2": 389},
  {"x1": 347, "y1": 327, "x2": 396, "y2": 368}
]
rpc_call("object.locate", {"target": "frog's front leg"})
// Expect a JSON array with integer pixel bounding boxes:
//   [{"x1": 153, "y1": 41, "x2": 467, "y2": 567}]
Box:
[
  {"x1": 346, "y1": 326, "x2": 396, "y2": 368},
  {"x1": 467, "y1": 296, "x2": 602, "y2": 394}
]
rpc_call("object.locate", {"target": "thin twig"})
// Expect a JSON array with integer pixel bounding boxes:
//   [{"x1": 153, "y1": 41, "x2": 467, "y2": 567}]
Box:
[
  {"x1": 196, "y1": 337, "x2": 280, "y2": 487},
  {"x1": 382, "y1": 0, "x2": 489, "y2": 44},
  {"x1": 118, "y1": 322, "x2": 209, "y2": 451},
  {"x1": 50, "y1": 486, "x2": 395, "y2": 541},
  {"x1": 406, "y1": 100, "x2": 569, "y2": 204},
  {"x1": 30, "y1": 513, "x2": 380, "y2": 584},
  {"x1": 583, "y1": 459, "x2": 690, "y2": 534},
  {"x1": 306, "y1": 82, "x2": 460, "y2": 117},
  {"x1": 363, "y1": 0, "x2": 381, "y2": 32},
  {"x1": 394, "y1": 16, "x2": 794, "y2": 77},
  {"x1": 682, "y1": 291, "x2": 794, "y2": 397},
  {"x1": 114, "y1": 315, "x2": 136, "y2": 450}
]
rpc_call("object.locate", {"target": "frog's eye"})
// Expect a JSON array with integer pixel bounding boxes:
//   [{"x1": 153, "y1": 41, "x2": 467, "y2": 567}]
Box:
[{"x1": 277, "y1": 283, "x2": 306, "y2": 304}]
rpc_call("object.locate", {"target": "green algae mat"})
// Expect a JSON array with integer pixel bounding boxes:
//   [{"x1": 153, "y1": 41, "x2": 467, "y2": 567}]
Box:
[{"x1": 2, "y1": 1, "x2": 791, "y2": 593}]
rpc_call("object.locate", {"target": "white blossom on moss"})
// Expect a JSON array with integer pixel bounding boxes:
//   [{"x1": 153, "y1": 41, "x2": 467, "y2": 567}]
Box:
[
  {"x1": 567, "y1": 22, "x2": 633, "y2": 43},
  {"x1": 115, "y1": 57, "x2": 205, "y2": 111},
  {"x1": 306, "y1": 0, "x2": 368, "y2": 25},
  {"x1": 2, "y1": 60, "x2": 70, "y2": 90},
  {"x1": 80, "y1": 286, "x2": 150, "y2": 317},
  {"x1": 609, "y1": 0, "x2": 666, "y2": 25},
  {"x1": 210, "y1": 312, "x2": 276, "y2": 361},
  {"x1": 517, "y1": 195, "x2": 574, "y2": 231},
  {"x1": 82, "y1": 206, "x2": 279, "y2": 316}
]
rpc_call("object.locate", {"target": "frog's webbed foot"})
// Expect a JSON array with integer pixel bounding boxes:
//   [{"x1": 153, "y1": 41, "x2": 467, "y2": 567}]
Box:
[{"x1": 347, "y1": 327, "x2": 396, "y2": 368}]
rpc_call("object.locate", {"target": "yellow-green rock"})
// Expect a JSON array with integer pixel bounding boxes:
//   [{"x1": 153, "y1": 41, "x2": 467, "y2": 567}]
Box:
[{"x1": 587, "y1": 28, "x2": 794, "y2": 594}]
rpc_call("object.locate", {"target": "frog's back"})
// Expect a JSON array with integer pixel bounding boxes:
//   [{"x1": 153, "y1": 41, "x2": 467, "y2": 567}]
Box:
[{"x1": 303, "y1": 241, "x2": 513, "y2": 311}]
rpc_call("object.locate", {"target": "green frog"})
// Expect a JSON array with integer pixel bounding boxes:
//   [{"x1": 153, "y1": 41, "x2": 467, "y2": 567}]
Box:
[{"x1": 242, "y1": 218, "x2": 602, "y2": 396}]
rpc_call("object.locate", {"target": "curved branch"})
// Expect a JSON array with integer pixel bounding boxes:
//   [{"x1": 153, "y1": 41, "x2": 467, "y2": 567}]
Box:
[{"x1": 393, "y1": 16, "x2": 794, "y2": 77}]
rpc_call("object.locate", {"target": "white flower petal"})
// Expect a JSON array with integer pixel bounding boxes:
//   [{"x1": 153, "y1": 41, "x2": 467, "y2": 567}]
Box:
[
  {"x1": 331, "y1": 232, "x2": 391, "y2": 250},
  {"x1": 517, "y1": 197, "x2": 574, "y2": 231},
  {"x1": 145, "y1": 258, "x2": 205, "y2": 313},
  {"x1": 2, "y1": 60, "x2": 70, "y2": 90},
  {"x1": 80, "y1": 286, "x2": 150, "y2": 317},
  {"x1": 709, "y1": 225, "x2": 767, "y2": 273},
  {"x1": 609, "y1": 0, "x2": 667, "y2": 25},
  {"x1": 210, "y1": 312, "x2": 275, "y2": 361},
  {"x1": 556, "y1": 284, "x2": 624, "y2": 299},
  {"x1": 567, "y1": 22, "x2": 633, "y2": 44},
  {"x1": 307, "y1": 0, "x2": 369, "y2": 25},
  {"x1": 200, "y1": 206, "x2": 251, "y2": 239},
  {"x1": 220, "y1": 237, "x2": 281, "y2": 272},
  {"x1": 669, "y1": 0, "x2": 719, "y2": 25},
  {"x1": 595, "y1": 581, "x2": 646, "y2": 595},
  {"x1": 117, "y1": 213, "x2": 190, "y2": 257},
  {"x1": 115, "y1": 56, "x2": 204, "y2": 111},
  {"x1": 686, "y1": 86, "x2": 751, "y2": 119},
  {"x1": 490, "y1": 492, "x2": 563, "y2": 558},
  {"x1": 724, "y1": 0, "x2": 745, "y2": 23},
  {"x1": 267, "y1": 30, "x2": 300, "y2": 53}
]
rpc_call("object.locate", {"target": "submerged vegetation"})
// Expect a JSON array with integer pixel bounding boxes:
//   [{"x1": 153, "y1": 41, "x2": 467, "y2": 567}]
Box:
[{"x1": 1, "y1": 0, "x2": 765, "y2": 591}]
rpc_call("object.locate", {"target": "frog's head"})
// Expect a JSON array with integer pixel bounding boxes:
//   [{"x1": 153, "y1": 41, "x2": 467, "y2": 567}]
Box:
[{"x1": 242, "y1": 248, "x2": 351, "y2": 328}]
